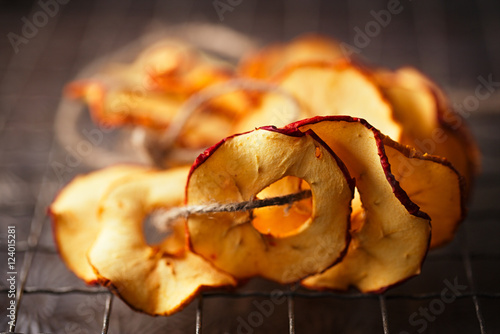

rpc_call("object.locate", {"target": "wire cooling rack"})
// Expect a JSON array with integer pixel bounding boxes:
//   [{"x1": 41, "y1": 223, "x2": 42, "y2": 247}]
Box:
[{"x1": 1, "y1": 0, "x2": 500, "y2": 333}]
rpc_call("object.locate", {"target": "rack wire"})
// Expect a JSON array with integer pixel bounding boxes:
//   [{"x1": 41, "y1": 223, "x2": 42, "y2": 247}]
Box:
[{"x1": 1, "y1": 0, "x2": 500, "y2": 333}]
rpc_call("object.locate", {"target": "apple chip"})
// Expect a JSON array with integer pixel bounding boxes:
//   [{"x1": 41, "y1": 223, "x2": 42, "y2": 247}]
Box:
[
  {"x1": 265, "y1": 60, "x2": 402, "y2": 140},
  {"x1": 66, "y1": 79, "x2": 184, "y2": 130},
  {"x1": 382, "y1": 136, "x2": 465, "y2": 248},
  {"x1": 49, "y1": 164, "x2": 149, "y2": 284},
  {"x1": 292, "y1": 116, "x2": 431, "y2": 292},
  {"x1": 134, "y1": 40, "x2": 230, "y2": 95},
  {"x1": 186, "y1": 127, "x2": 354, "y2": 283},
  {"x1": 232, "y1": 92, "x2": 307, "y2": 134},
  {"x1": 146, "y1": 43, "x2": 251, "y2": 118},
  {"x1": 88, "y1": 167, "x2": 236, "y2": 316},
  {"x1": 374, "y1": 67, "x2": 480, "y2": 197},
  {"x1": 238, "y1": 34, "x2": 345, "y2": 79}
]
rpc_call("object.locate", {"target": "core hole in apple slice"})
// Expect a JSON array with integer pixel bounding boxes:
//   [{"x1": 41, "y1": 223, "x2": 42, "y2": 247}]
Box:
[{"x1": 251, "y1": 176, "x2": 312, "y2": 238}]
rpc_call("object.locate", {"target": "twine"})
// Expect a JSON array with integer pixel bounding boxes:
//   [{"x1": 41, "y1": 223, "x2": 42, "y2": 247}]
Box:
[{"x1": 153, "y1": 189, "x2": 312, "y2": 232}]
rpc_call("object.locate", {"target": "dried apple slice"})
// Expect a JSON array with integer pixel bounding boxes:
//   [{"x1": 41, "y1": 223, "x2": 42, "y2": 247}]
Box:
[
  {"x1": 186, "y1": 127, "x2": 354, "y2": 283},
  {"x1": 373, "y1": 67, "x2": 480, "y2": 197},
  {"x1": 153, "y1": 65, "x2": 251, "y2": 119},
  {"x1": 88, "y1": 167, "x2": 236, "y2": 316},
  {"x1": 269, "y1": 60, "x2": 402, "y2": 140},
  {"x1": 382, "y1": 136, "x2": 464, "y2": 248},
  {"x1": 178, "y1": 111, "x2": 235, "y2": 148},
  {"x1": 292, "y1": 116, "x2": 431, "y2": 293},
  {"x1": 66, "y1": 80, "x2": 184, "y2": 130},
  {"x1": 238, "y1": 34, "x2": 345, "y2": 79},
  {"x1": 49, "y1": 164, "x2": 150, "y2": 284},
  {"x1": 132, "y1": 39, "x2": 253, "y2": 119},
  {"x1": 64, "y1": 42, "x2": 185, "y2": 128},
  {"x1": 232, "y1": 92, "x2": 307, "y2": 134}
]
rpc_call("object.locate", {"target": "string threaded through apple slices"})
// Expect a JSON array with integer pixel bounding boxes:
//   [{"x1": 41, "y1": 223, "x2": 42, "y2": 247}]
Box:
[
  {"x1": 185, "y1": 126, "x2": 355, "y2": 284},
  {"x1": 153, "y1": 189, "x2": 312, "y2": 231}
]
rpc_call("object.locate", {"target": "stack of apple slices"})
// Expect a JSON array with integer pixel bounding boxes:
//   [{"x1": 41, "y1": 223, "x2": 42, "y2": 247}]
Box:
[{"x1": 50, "y1": 34, "x2": 478, "y2": 316}]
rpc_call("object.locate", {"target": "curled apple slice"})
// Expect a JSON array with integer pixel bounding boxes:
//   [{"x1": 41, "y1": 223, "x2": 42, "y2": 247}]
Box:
[
  {"x1": 293, "y1": 116, "x2": 431, "y2": 293},
  {"x1": 269, "y1": 60, "x2": 402, "y2": 140},
  {"x1": 238, "y1": 34, "x2": 345, "y2": 79},
  {"x1": 373, "y1": 67, "x2": 480, "y2": 198},
  {"x1": 49, "y1": 164, "x2": 149, "y2": 284},
  {"x1": 139, "y1": 40, "x2": 252, "y2": 118},
  {"x1": 382, "y1": 136, "x2": 465, "y2": 248},
  {"x1": 66, "y1": 80, "x2": 184, "y2": 130},
  {"x1": 232, "y1": 92, "x2": 307, "y2": 134},
  {"x1": 88, "y1": 167, "x2": 236, "y2": 316},
  {"x1": 186, "y1": 127, "x2": 354, "y2": 283}
]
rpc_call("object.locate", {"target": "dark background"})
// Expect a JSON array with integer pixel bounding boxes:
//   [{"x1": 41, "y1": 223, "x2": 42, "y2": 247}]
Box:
[{"x1": 0, "y1": 0, "x2": 499, "y2": 333}]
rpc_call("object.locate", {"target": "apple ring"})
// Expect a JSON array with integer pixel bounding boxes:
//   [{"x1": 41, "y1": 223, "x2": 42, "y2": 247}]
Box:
[
  {"x1": 87, "y1": 166, "x2": 236, "y2": 316},
  {"x1": 373, "y1": 67, "x2": 479, "y2": 201},
  {"x1": 238, "y1": 33, "x2": 345, "y2": 79},
  {"x1": 50, "y1": 164, "x2": 150, "y2": 284},
  {"x1": 186, "y1": 126, "x2": 354, "y2": 284}
]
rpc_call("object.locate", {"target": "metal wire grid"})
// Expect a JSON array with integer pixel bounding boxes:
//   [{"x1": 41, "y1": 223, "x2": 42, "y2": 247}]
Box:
[
  {"x1": 3, "y1": 247, "x2": 500, "y2": 334},
  {"x1": 3, "y1": 223, "x2": 500, "y2": 333},
  {"x1": 1, "y1": 0, "x2": 500, "y2": 333}
]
